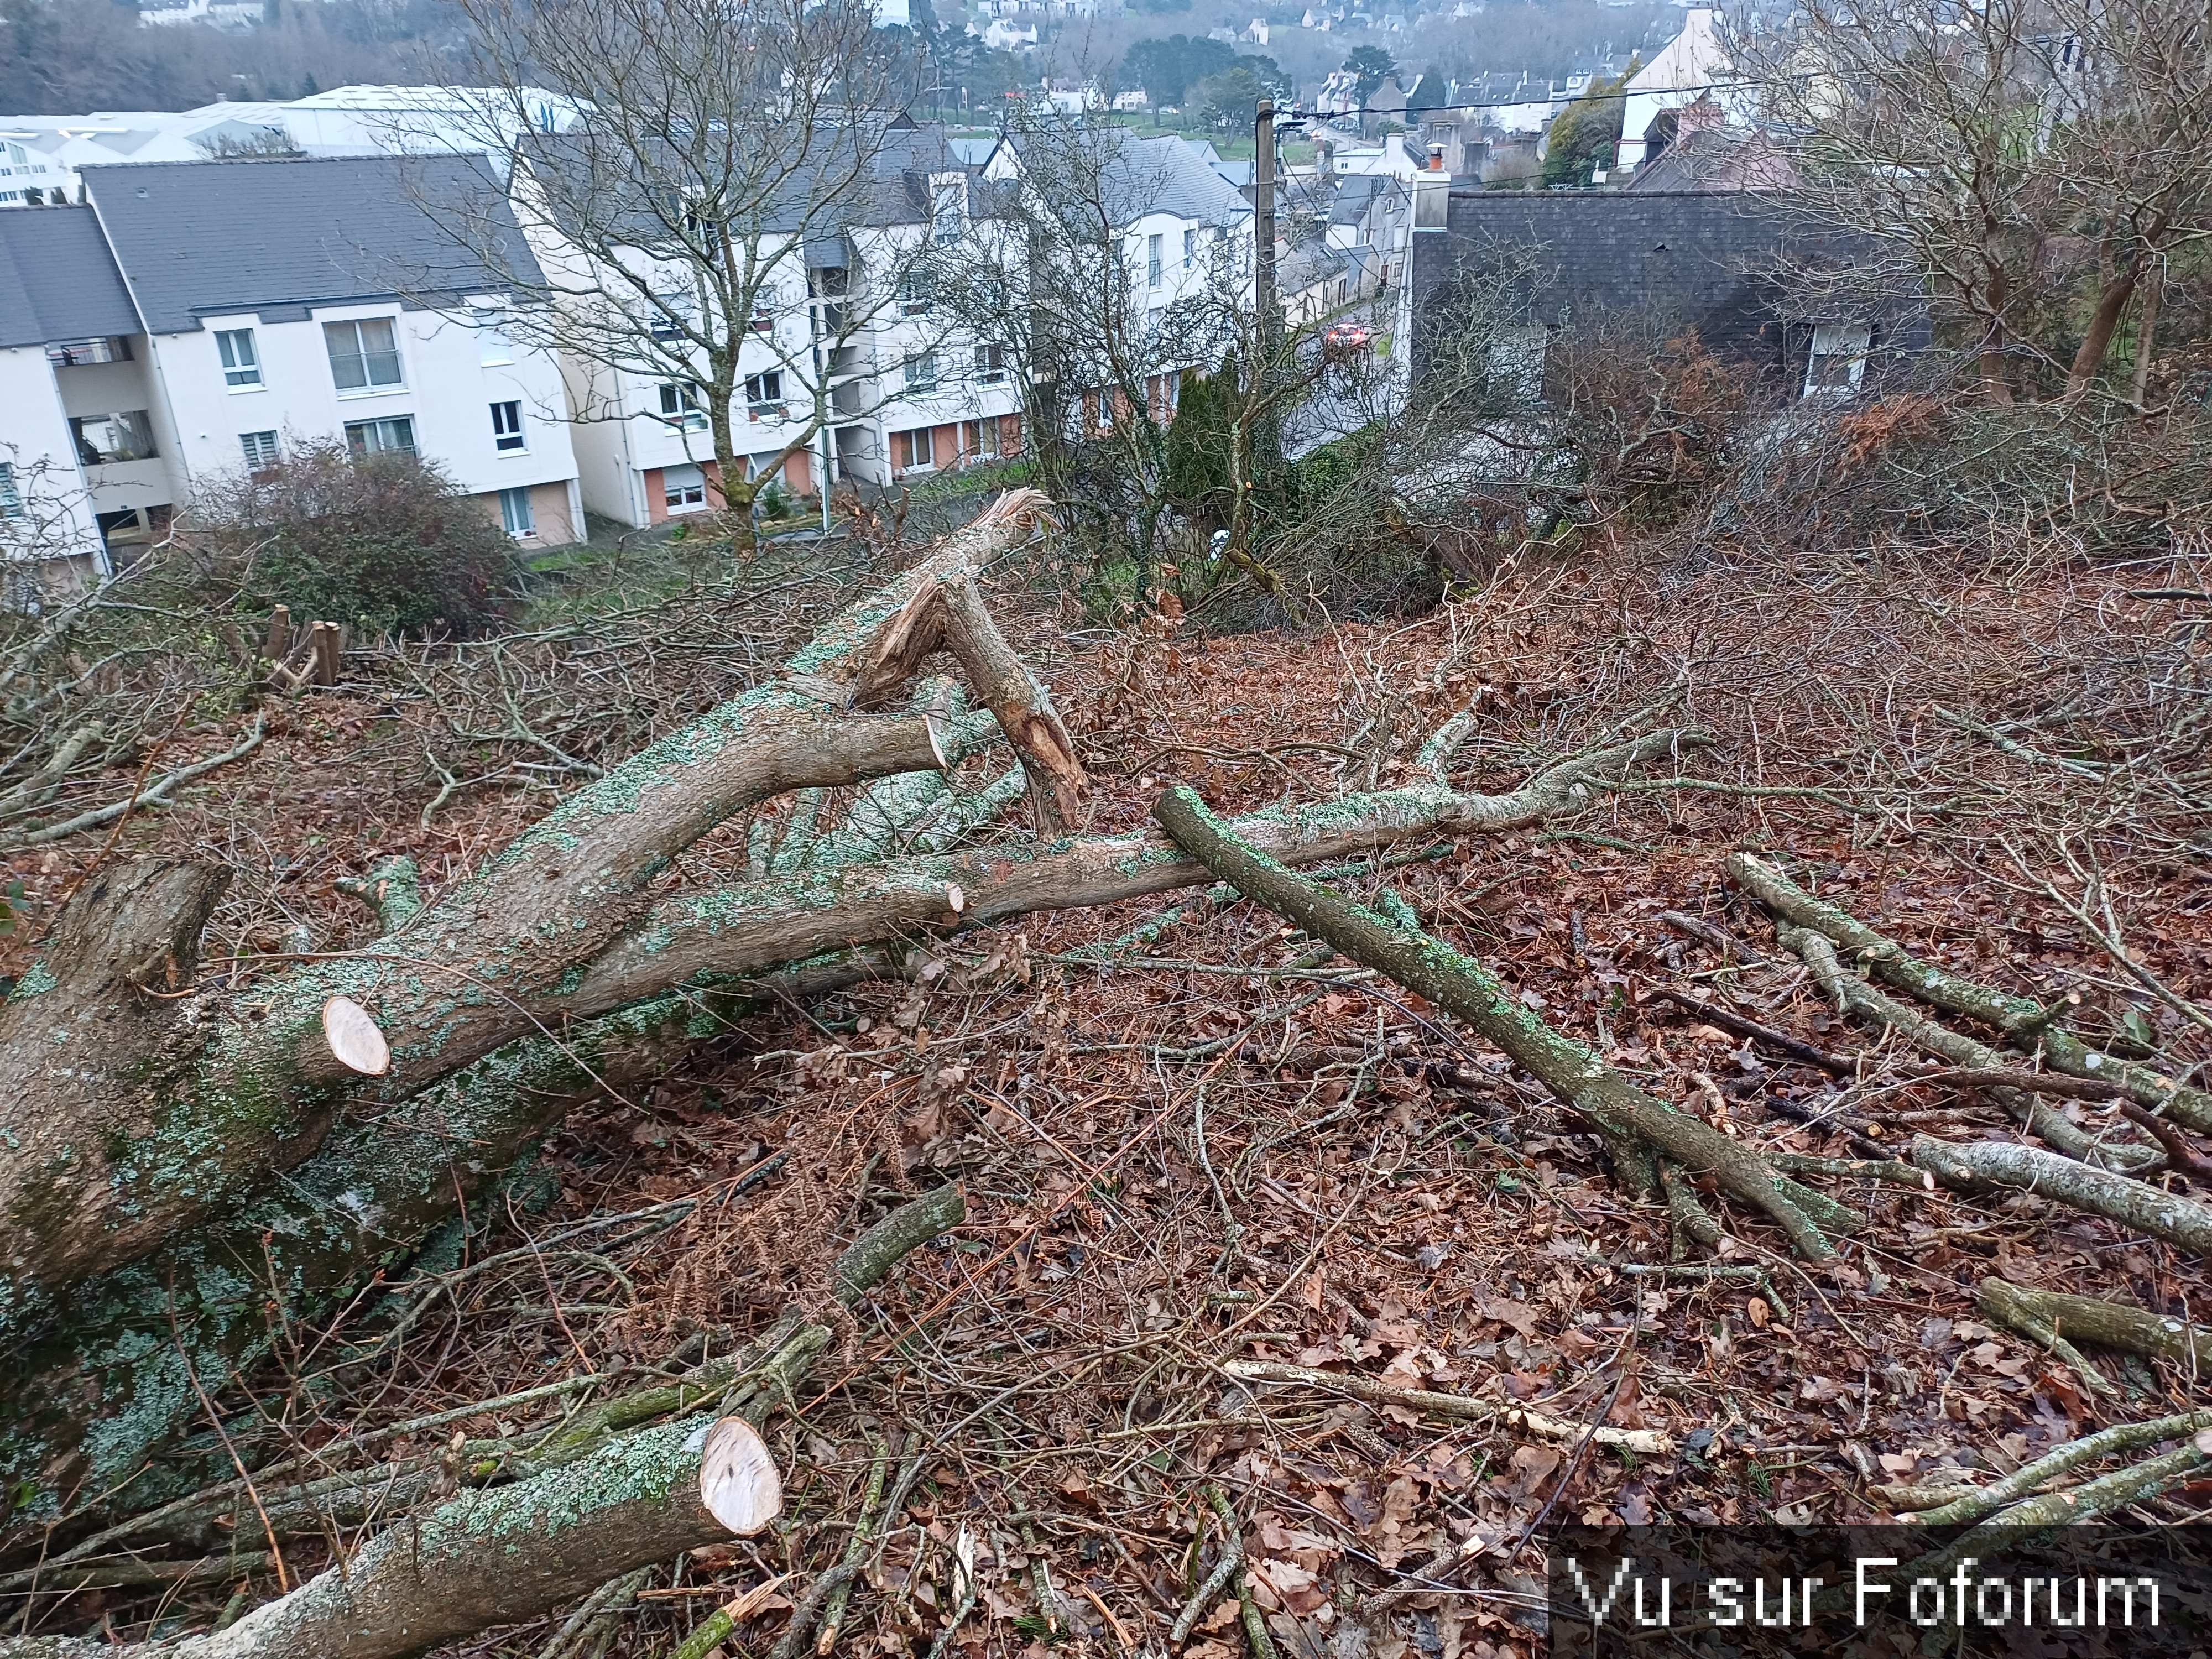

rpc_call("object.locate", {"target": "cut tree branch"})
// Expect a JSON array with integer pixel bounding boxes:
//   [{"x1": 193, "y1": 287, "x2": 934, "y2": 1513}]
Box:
[{"x1": 1151, "y1": 786, "x2": 1848, "y2": 1260}]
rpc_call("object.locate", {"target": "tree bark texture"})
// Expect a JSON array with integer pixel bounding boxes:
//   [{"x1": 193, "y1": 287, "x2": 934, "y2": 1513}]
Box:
[
  {"x1": 0, "y1": 520, "x2": 1699, "y2": 1531},
  {"x1": 1910, "y1": 1134, "x2": 2212, "y2": 1255},
  {"x1": 1730, "y1": 853, "x2": 2212, "y2": 1134},
  {"x1": 1780, "y1": 925, "x2": 2158, "y2": 1171},
  {"x1": 0, "y1": 492, "x2": 1063, "y2": 1304},
  {"x1": 3, "y1": 733, "x2": 1695, "y2": 1528},
  {"x1": 0, "y1": 1188, "x2": 962, "y2": 1659},
  {"x1": 1151, "y1": 787, "x2": 1850, "y2": 1259},
  {"x1": 1976, "y1": 1279, "x2": 2212, "y2": 1372}
]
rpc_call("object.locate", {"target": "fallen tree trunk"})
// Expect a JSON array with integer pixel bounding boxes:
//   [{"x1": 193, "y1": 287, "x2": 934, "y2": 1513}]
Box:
[
  {"x1": 1780, "y1": 925, "x2": 2159, "y2": 1171},
  {"x1": 1730, "y1": 853, "x2": 2212, "y2": 1134},
  {"x1": 1976, "y1": 1278, "x2": 2212, "y2": 1371},
  {"x1": 0, "y1": 1187, "x2": 962, "y2": 1659},
  {"x1": 0, "y1": 493, "x2": 1070, "y2": 1304},
  {"x1": 0, "y1": 731, "x2": 1700, "y2": 1536},
  {"x1": 1150, "y1": 786, "x2": 1851, "y2": 1260},
  {"x1": 1910, "y1": 1134, "x2": 2212, "y2": 1254}
]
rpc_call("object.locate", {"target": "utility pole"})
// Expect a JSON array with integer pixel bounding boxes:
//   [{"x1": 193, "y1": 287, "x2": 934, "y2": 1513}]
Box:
[{"x1": 1254, "y1": 96, "x2": 1280, "y2": 371}]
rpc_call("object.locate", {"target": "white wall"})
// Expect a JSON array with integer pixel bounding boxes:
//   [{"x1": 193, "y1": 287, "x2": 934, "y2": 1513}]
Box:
[
  {"x1": 0, "y1": 347, "x2": 103, "y2": 560},
  {"x1": 149, "y1": 301, "x2": 578, "y2": 502}
]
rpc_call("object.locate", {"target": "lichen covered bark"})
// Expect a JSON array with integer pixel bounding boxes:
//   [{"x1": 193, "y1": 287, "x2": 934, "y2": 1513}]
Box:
[
  {"x1": 0, "y1": 1189, "x2": 963, "y2": 1659},
  {"x1": 1151, "y1": 783, "x2": 1843, "y2": 1260},
  {"x1": 0, "y1": 495, "x2": 1059, "y2": 1310}
]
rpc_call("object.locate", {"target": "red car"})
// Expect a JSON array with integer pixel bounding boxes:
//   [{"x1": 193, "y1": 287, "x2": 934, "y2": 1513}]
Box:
[{"x1": 1322, "y1": 322, "x2": 1373, "y2": 354}]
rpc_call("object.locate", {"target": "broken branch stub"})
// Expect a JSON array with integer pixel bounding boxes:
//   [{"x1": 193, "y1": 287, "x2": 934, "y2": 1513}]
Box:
[
  {"x1": 0, "y1": 1188, "x2": 964, "y2": 1659},
  {"x1": 320, "y1": 996, "x2": 389, "y2": 1077}
]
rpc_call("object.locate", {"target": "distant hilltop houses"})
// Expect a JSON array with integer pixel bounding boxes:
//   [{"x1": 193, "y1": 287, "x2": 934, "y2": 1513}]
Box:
[{"x1": 0, "y1": 86, "x2": 588, "y2": 208}]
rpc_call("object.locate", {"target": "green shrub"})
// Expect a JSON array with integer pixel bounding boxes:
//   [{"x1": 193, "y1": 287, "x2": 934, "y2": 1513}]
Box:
[{"x1": 175, "y1": 440, "x2": 519, "y2": 636}]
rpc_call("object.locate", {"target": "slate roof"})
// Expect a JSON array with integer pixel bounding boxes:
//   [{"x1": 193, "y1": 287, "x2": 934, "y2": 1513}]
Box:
[
  {"x1": 1405, "y1": 73, "x2": 1452, "y2": 112},
  {"x1": 1408, "y1": 190, "x2": 1925, "y2": 377},
  {"x1": 81, "y1": 154, "x2": 540, "y2": 335},
  {"x1": 1327, "y1": 171, "x2": 1388, "y2": 224},
  {"x1": 520, "y1": 119, "x2": 969, "y2": 248},
  {"x1": 995, "y1": 128, "x2": 1251, "y2": 228},
  {"x1": 0, "y1": 208, "x2": 141, "y2": 348}
]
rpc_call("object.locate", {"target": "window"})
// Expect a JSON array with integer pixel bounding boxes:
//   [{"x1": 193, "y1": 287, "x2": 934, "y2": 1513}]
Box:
[
  {"x1": 70, "y1": 411, "x2": 158, "y2": 466},
  {"x1": 903, "y1": 352, "x2": 938, "y2": 392},
  {"x1": 1804, "y1": 322, "x2": 1872, "y2": 396},
  {"x1": 476, "y1": 320, "x2": 512, "y2": 368},
  {"x1": 345, "y1": 416, "x2": 416, "y2": 457},
  {"x1": 499, "y1": 486, "x2": 537, "y2": 537},
  {"x1": 750, "y1": 286, "x2": 778, "y2": 333},
  {"x1": 974, "y1": 342, "x2": 1005, "y2": 384},
  {"x1": 744, "y1": 371, "x2": 785, "y2": 420},
  {"x1": 491, "y1": 400, "x2": 526, "y2": 453},
  {"x1": 960, "y1": 417, "x2": 999, "y2": 460},
  {"x1": 239, "y1": 430, "x2": 280, "y2": 472},
  {"x1": 896, "y1": 271, "x2": 933, "y2": 316},
  {"x1": 1147, "y1": 233, "x2": 1163, "y2": 288},
  {"x1": 0, "y1": 462, "x2": 21, "y2": 520},
  {"x1": 931, "y1": 174, "x2": 966, "y2": 244},
  {"x1": 1183, "y1": 227, "x2": 1196, "y2": 270},
  {"x1": 649, "y1": 292, "x2": 690, "y2": 341},
  {"x1": 663, "y1": 462, "x2": 708, "y2": 511},
  {"x1": 46, "y1": 336, "x2": 131, "y2": 367},
  {"x1": 216, "y1": 328, "x2": 261, "y2": 388},
  {"x1": 894, "y1": 426, "x2": 934, "y2": 471},
  {"x1": 657, "y1": 382, "x2": 707, "y2": 431},
  {"x1": 325, "y1": 318, "x2": 404, "y2": 394}
]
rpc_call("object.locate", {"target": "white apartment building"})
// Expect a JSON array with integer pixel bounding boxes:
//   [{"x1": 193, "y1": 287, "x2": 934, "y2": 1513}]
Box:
[
  {"x1": 0, "y1": 155, "x2": 583, "y2": 572},
  {"x1": 520, "y1": 119, "x2": 1024, "y2": 525},
  {"x1": 980, "y1": 126, "x2": 1255, "y2": 432},
  {"x1": 1, "y1": 86, "x2": 585, "y2": 210},
  {"x1": 87, "y1": 155, "x2": 582, "y2": 546},
  {"x1": 0, "y1": 208, "x2": 163, "y2": 571}
]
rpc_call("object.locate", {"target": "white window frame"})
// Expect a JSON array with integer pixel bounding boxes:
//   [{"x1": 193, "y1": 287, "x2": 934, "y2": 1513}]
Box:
[
  {"x1": 743, "y1": 371, "x2": 786, "y2": 421},
  {"x1": 895, "y1": 426, "x2": 935, "y2": 472},
  {"x1": 491, "y1": 400, "x2": 527, "y2": 453},
  {"x1": 1803, "y1": 322, "x2": 1872, "y2": 397},
  {"x1": 239, "y1": 430, "x2": 280, "y2": 471},
  {"x1": 325, "y1": 317, "x2": 405, "y2": 397},
  {"x1": 1147, "y1": 232, "x2": 1164, "y2": 288},
  {"x1": 930, "y1": 172, "x2": 968, "y2": 244},
  {"x1": 499, "y1": 484, "x2": 538, "y2": 538},
  {"x1": 973, "y1": 342, "x2": 1005, "y2": 384},
  {"x1": 345, "y1": 415, "x2": 417, "y2": 457},
  {"x1": 216, "y1": 328, "x2": 262, "y2": 389},
  {"x1": 904, "y1": 352, "x2": 938, "y2": 392},
  {"x1": 1183, "y1": 227, "x2": 1196, "y2": 270},
  {"x1": 662, "y1": 462, "x2": 709, "y2": 512},
  {"x1": 657, "y1": 381, "x2": 708, "y2": 432},
  {"x1": 0, "y1": 461, "x2": 22, "y2": 520},
  {"x1": 474, "y1": 302, "x2": 514, "y2": 365}
]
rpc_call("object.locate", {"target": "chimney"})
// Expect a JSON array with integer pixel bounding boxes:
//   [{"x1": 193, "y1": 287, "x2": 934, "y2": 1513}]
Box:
[{"x1": 1428, "y1": 143, "x2": 1445, "y2": 171}]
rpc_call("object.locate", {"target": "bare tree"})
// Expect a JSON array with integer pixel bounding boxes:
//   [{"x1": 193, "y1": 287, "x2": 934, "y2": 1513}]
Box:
[
  {"x1": 933, "y1": 111, "x2": 1376, "y2": 612},
  {"x1": 422, "y1": 0, "x2": 956, "y2": 548},
  {"x1": 1745, "y1": 0, "x2": 2212, "y2": 403}
]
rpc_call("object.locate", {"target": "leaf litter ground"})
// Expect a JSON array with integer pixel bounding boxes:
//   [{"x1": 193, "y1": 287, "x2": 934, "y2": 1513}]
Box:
[{"x1": 4, "y1": 530, "x2": 2208, "y2": 1657}]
